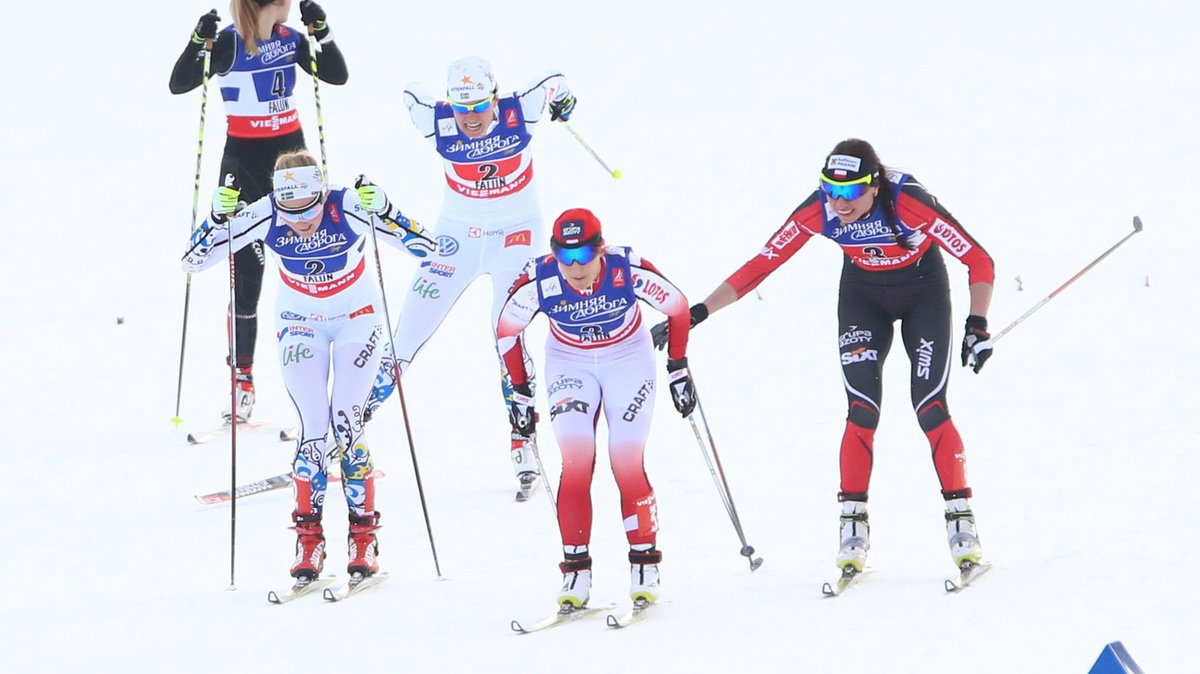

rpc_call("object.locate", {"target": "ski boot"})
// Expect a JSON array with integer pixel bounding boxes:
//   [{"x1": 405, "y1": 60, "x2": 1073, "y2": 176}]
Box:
[
  {"x1": 836, "y1": 500, "x2": 870, "y2": 572},
  {"x1": 347, "y1": 511, "x2": 382, "y2": 577},
  {"x1": 511, "y1": 432, "x2": 541, "y2": 500},
  {"x1": 222, "y1": 366, "x2": 255, "y2": 423},
  {"x1": 289, "y1": 512, "x2": 326, "y2": 579},
  {"x1": 629, "y1": 546, "x2": 662, "y2": 603},
  {"x1": 945, "y1": 497, "x2": 983, "y2": 566},
  {"x1": 557, "y1": 553, "x2": 592, "y2": 608}
]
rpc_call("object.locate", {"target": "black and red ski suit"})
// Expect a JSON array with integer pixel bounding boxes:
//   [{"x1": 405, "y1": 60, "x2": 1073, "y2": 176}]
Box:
[{"x1": 724, "y1": 172, "x2": 994, "y2": 502}]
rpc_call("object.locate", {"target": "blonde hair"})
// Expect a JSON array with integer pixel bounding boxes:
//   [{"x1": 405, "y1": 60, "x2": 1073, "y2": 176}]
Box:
[
  {"x1": 230, "y1": 0, "x2": 276, "y2": 57},
  {"x1": 274, "y1": 149, "x2": 319, "y2": 171}
]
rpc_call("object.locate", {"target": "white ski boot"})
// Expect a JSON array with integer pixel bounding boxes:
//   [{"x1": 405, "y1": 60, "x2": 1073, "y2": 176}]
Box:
[
  {"x1": 629, "y1": 546, "x2": 662, "y2": 603},
  {"x1": 630, "y1": 564, "x2": 660, "y2": 603},
  {"x1": 511, "y1": 432, "x2": 541, "y2": 499},
  {"x1": 557, "y1": 567, "x2": 592, "y2": 608},
  {"x1": 222, "y1": 367, "x2": 255, "y2": 423},
  {"x1": 836, "y1": 500, "x2": 870, "y2": 572},
  {"x1": 945, "y1": 497, "x2": 982, "y2": 566}
]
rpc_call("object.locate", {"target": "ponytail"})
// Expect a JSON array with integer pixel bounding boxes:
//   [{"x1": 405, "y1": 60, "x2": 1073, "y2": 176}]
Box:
[
  {"x1": 874, "y1": 169, "x2": 915, "y2": 251},
  {"x1": 230, "y1": 0, "x2": 267, "y2": 57}
]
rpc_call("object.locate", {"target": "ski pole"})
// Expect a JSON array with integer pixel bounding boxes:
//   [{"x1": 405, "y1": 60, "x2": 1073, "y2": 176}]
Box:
[
  {"x1": 562, "y1": 122, "x2": 621, "y2": 180},
  {"x1": 305, "y1": 28, "x2": 329, "y2": 176},
  {"x1": 687, "y1": 379, "x2": 763, "y2": 572},
  {"x1": 366, "y1": 211, "x2": 443, "y2": 578},
  {"x1": 993, "y1": 216, "x2": 1144, "y2": 344},
  {"x1": 221, "y1": 171, "x2": 241, "y2": 590},
  {"x1": 527, "y1": 433, "x2": 558, "y2": 512},
  {"x1": 173, "y1": 40, "x2": 214, "y2": 427}
]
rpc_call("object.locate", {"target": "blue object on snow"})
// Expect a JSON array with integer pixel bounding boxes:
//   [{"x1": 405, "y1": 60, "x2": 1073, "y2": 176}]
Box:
[{"x1": 1088, "y1": 642, "x2": 1145, "y2": 674}]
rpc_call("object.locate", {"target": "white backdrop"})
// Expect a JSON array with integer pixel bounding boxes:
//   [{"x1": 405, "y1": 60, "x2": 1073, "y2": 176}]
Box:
[{"x1": 1, "y1": 1, "x2": 1195, "y2": 672}]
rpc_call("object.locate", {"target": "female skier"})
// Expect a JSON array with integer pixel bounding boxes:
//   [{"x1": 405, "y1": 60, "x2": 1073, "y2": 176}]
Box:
[
  {"x1": 365, "y1": 56, "x2": 577, "y2": 497},
  {"x1": 182, "y1": 149, "x2": 434, "y2": 581},
  {"x1": 170, "y1": 0, "x2": 348, "y2": 422},
  {"x1": 496, "y1": 208, "x2": 696, "y2": 608},
  {"x1": 658, "y1": 139, "x2": 995, "y2": 576}
]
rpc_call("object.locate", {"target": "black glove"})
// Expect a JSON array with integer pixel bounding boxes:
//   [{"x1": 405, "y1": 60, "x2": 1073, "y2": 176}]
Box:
[
  {"x1": 960, "y1": 314, "x2": 993, "y2": 374},
  {"x1": 192, "y1": 9, "x2": 220, "y2": 44},
  {"x1": 651, "y1": 303, "x2": 709, "y2": 351},
  {"x1": 666, "y1": 358, "x2": 697, "y2": 417},
  {"x1": 508, "y1": 383, "x2": 536, "y2": 437},
  {"x1": 299, "y1": 0, "x2": 329, "y2": 37},
  {"x1": 549, "y1": 95, "x2": 577, "y2": 122}
]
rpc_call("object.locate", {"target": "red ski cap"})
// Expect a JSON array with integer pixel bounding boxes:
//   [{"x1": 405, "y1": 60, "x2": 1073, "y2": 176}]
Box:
[{"x1": 552, "y1": 208, "x2": 603, "y2": 248}]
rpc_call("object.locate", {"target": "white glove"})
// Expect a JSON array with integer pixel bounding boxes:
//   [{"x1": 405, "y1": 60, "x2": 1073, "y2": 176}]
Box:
[
  {"x1": 187, "y1": 222, "x2": 219, "y2": 259},
  {"x1": 401, "y1": 220, "x2": 436, "y2": 258}
]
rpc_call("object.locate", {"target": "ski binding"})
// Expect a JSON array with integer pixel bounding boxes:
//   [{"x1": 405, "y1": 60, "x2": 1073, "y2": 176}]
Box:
[
  {"x1": 945, "y1": 561, "x2": 991, "y2": 593},
  {"x1": 323, "y1": 571, "x2": 389, "y2": 601},
  {"x1": 267, "y1": 575, "x2": 336, "y2": 604},
  {"x1": 511, "y1": 602, "x2": 617, "y2": 634}
]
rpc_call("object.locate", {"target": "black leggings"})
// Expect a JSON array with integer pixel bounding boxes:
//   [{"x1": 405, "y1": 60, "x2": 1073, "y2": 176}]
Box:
[
  {"x1": 218, "y1": 131, "x2": 307, "y2": 368},
  {"x1": 837, "y1": 263, "x2": 954, "y2": 432}
]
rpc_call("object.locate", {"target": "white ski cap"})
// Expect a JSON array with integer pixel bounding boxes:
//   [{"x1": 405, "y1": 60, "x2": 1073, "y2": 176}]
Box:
[
  {"x1": 446, "y1": 56, "x2": 497, "y2": 103},
  {"x1": 272, "y1": 165, "x2": 325, "y2": 209}
]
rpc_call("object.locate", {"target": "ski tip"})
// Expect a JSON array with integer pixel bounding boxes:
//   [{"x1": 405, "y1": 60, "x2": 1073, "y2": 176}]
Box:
[
  {"x1": 186, "y1": 434, "x2": 199, "y2": 444},
  {"x1": 1133, "y1": 215, "x2": 1143, "y2": 232},
  {"x1": 267, "y1": 591, "x2": 281, "y2": 604}
]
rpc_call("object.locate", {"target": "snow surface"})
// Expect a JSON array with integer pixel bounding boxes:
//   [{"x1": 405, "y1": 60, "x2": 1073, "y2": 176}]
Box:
[{"x1": 3, "y1": 1, "x2": 1196, "y2": 671}]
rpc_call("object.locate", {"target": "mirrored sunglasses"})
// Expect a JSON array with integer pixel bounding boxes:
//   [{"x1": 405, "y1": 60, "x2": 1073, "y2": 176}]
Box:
[
  {"x1": 819, "y1": 173, "x2": 874, "y2": 201},
  {"x1": 448, "y1": 96, "x2": 496, "y2": 114},
  {"x1": 553, "y1": 244, "x2": 601, "y2": 266}
]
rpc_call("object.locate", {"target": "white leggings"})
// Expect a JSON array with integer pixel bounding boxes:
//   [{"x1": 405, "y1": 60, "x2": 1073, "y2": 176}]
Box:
[
  {"x1": 546, "y1": 337, "x2": 660, "y2": 549},
  {"x1": 278, "y1": 309, "x2": 384, "y2": 518},
  {"x1": 387, "y1": 216, "x2": 543, "y2": 407}
]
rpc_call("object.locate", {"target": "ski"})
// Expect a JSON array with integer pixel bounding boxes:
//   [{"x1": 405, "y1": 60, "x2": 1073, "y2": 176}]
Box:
[
  {"x1": 515, "y1": 473, "x2": 540, "y2": 502},
  {"x1": 822, "y1": 566, "x2": 869, "y2": 597},
  {"x1": 511, "y1": 602, "x2": 618, "y2": 634},
  {"x1": 280, "y1": 427, "x2": 299, "y2": 442},
  {"x1": 267, "y1": 576, "x2": 337, "y2": 604},
  {"x1": 195, "y1": 473, "x2": 292, "y2": 504},
  {"x1": 606, "y1": 599, "x2": 656, "y2": 628},
  {"x1": 186, "y1": 419, "x2": 272, "y2": 445},
  {"x1": 944, "y1": 561, "x2": 992, "y2": 593},
  {"x1": 323, "y1": 571, "x2": 390, "y2": 601},
  {"x1": 194, "y1": 470, "x2": 387, "y2": 505}
]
